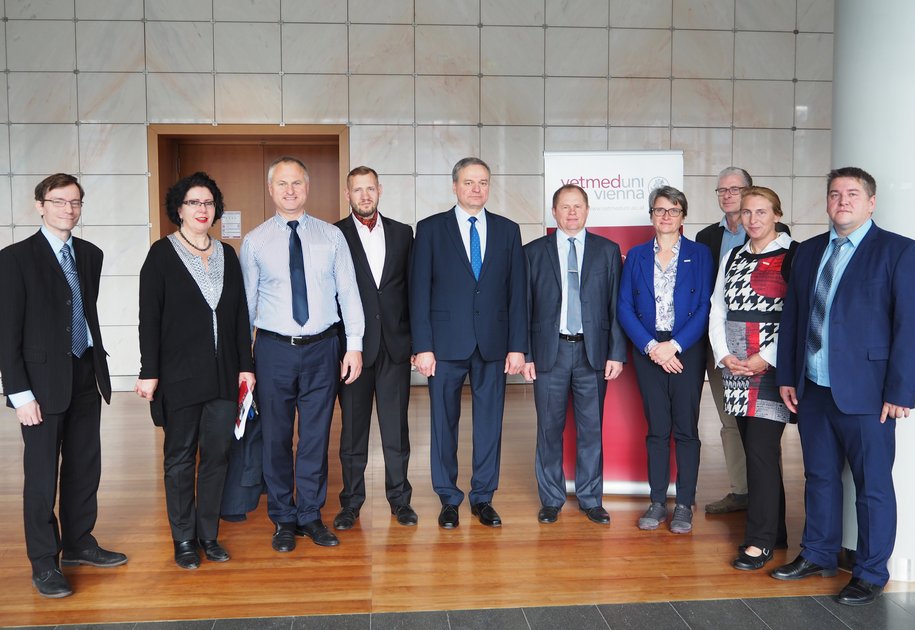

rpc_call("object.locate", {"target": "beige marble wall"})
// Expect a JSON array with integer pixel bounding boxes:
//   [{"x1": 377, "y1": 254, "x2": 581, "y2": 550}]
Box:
[{"x1": 0, "y1": 0, "x2": 835, "y2": 387}]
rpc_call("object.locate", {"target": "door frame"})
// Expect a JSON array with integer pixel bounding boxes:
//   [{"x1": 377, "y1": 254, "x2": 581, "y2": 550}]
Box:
[{"x1": 146, "y1": 124, "x2": 350, "y2": 244}]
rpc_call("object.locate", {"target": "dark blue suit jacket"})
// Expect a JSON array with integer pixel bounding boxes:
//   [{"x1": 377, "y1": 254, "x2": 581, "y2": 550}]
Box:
[
  {"x1": 777, "y1": 223, "x2": 915, "y2": 414},
  {"x1": 410, "y1": 207, "x2": 528, "y2": 361},
  {"x1": 617, "y1": 236, "x2": 713, "y2": 355},
  {"x1": 524, "y1": 231, "x2": 626, "y2": 371}
]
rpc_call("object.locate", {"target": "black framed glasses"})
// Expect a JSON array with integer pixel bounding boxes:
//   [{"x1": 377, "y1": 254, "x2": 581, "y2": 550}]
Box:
[
  {"x1": 650, "y1": 207, "x2": 683, "y2": 217},
  {"x1": 715, "y1": 186, "x2": 745, "y2": 197}
]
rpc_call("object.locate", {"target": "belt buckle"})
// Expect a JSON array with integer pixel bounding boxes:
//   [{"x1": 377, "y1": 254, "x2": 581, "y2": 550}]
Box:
[{"x1": 289, "y1": 335, "x2": 305, "y2": 346}]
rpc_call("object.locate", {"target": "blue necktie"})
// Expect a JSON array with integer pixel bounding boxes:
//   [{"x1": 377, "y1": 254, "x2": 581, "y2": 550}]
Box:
[
  {"x1": 288, "y1": 220, "x2": 309, "y2": 325},
  {"x1": 807, "y1": 236, "x2": 848, "y2": 354},
  {"x1": 469, "y1": 216, "x2": 482, "y2": 280},
  {"x1": 566, "y1": 237, "x2": 582, "y2": 334},
  {"x1": 60, "y1": 244, "x2": 89, "y2": 358}
]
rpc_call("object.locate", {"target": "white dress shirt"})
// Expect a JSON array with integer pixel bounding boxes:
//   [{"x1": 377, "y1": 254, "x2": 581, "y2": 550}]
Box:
[
  {"x1": 454, "y1": 205, "x2": 487, "y2": 262},
  {"x1": 352, "y1": 212, "x2": 386, "y2": 288}
]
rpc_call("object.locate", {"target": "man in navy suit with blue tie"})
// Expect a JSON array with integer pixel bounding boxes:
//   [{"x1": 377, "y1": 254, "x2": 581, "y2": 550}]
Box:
[
  {"x1": 522, "y1": 184, "x2": 626, "y2": 525},
  {"x1": 773, "y1": 167, "x2": 915, "y2": 605},
  {"x1": 410, "y1": 157, "x2": 528, "y2": 529}
]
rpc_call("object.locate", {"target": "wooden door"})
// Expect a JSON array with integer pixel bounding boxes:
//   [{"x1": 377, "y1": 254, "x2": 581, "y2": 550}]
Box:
[{"x1": 161, "y1": 140, "x2": 342, "y2": 251}]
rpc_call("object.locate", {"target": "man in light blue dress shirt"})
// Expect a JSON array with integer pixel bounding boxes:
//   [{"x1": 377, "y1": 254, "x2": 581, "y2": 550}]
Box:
[{"x1": 240, "y1": 157, "x2": 364, "y2": 552}]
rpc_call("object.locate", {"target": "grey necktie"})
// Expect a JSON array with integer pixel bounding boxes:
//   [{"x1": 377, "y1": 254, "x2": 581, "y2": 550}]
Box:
[
  {"x1": 566, "y1": 237, "x2": 582, "y2": 334},
  {"x1": 60, "y1": 244, "x2": 89, "y2": 358}
]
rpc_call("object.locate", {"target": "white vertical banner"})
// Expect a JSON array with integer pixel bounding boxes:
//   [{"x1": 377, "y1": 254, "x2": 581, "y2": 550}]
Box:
[
  {"x1": 542, "y1": 150, "x2": 685, "y2": 495},
  {"x1": 544, "y1": 150, "x2": 684, "y2": 227}
]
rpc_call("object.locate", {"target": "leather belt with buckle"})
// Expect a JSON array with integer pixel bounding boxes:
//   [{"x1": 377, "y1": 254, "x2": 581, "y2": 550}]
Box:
[
  {"x1": 260, "y1": 324, "x2": 338, "y2": 346},
  {"x1": 559, "y1": 333, "x2": 584, "y2": 342}
]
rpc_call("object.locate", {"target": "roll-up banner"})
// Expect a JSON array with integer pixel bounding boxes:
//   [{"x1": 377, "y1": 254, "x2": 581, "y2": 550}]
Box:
[{"x1": 543, "y1": 150, "x2": 684, "y2": 495}]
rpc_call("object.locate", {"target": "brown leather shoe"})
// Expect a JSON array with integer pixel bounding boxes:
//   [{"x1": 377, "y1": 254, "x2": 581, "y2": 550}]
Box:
[{"x1": 704, "y1": 493, "x2": 749, "y2": 514}]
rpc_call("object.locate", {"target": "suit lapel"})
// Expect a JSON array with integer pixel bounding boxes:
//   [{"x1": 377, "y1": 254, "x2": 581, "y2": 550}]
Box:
[
  {"x1": 445, "y1": 207, "x2": 476, "y2": 279},
  {"x1": 579, "y1": 231, "x2": 594, "y2": 286},
  {"x1": 31, "y1": 231, "x2": 67, "y2": 285},
  {"x1": 546, "y1": 232, "x2": 562, "y2": 288},
  {"x1": 340, "y1": 216, "x2": 376, "y2": 284},
  {"x1": 377, "y1": 216, "x2": 396, "y2": 287},
  {"x1": 636, "y1": 243, "x2": 654, "y2": 297}
]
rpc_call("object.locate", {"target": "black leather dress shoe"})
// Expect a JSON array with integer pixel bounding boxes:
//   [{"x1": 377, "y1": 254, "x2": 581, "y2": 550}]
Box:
[
  {"x1": 333, "y1": 507, "x2": 360, "y2": 531},
  {"x1": 173, "y1": 540, "x2": 200, "y2": 570},
  {"x1": 198, "y1": 539, "x2": 229, "y2": 562},
  {"x1": 61, "y1": 545, "x2": 128, "y2": 568},
  {"x1": 272, "y1": 524, "x2": 296, "y2": 553},
  {"x1": 538, "y1": 506, "x2": 560, "y2": 523},
  {"x1": 296, "y1": 519, "x2": 340, "y2": 547},
  {"x1": 32, "y1": 568, "x2": 72, "y2": 598},
  {"x1": 733, "y1": 547, "x2": 773, "y2": 571},
  {"x1": 471, "y1": 502, "x2": 502, "y2": 527},
  {"x1": 771, "y1": 554, "x2": 837, "y2": 580},
  {"x1": 836, "y1": 577, "x2": 883, "y2": 606},
  {"x1": 392, "y1": 504, "x2": 418, "y2": 526},
  {"x1": 580, "y1": 505, "x2": 611, "y2": 524},
  {"x1": 438, "y1": 504, "x2": 460, "y2": 529}
]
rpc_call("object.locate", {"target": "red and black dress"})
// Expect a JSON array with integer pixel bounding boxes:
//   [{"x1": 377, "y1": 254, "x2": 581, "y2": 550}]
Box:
[
  {"x1": 720, "y1": 242, "x2": 795, "y2": 423},
  {"x1": 710, "y1": 232, "x2": 797, "y2": 558}
]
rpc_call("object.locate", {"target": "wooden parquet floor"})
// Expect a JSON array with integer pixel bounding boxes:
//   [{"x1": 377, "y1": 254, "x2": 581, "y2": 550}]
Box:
[{"x1": 0, "y1": 384, "x2": 910, "y2": 627}]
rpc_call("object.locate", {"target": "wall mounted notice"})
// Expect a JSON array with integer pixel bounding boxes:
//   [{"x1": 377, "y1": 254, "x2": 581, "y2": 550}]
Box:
[{"x1": 221, "y1": 211, "x2": 242, "y2": 239}]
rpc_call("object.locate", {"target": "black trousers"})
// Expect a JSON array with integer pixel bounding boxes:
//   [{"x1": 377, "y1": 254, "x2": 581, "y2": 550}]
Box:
[
  {"x1": 736, "y1": 416, "x2": 787, "y2": 549},
  {"x1": 163, "y1": 398, "x2": 236, "y2": 541},
  {"x1": 631, "y1": 336, "x2": 705, "y2": 505},
  {"x1": 338, "y1": 336, "x2": 412, "y2": 510},
  {"x1": 21, "y1": 352, "x2": 101, "y2": 574}
]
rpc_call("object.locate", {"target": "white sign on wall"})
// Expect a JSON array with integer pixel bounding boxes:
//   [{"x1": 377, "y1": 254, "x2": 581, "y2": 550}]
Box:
[
  {"x1": 544, "y1": 150, "x2": 684, "y2": 227},
  {"x1": 221, "y1": 210, "x2": 242, "y2": 239}
]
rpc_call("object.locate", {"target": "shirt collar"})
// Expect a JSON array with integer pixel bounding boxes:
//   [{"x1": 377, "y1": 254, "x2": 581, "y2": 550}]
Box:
[
  {"x1": 830, "y1": 218, "x2": 872, "y2": 249},
  {"x1": 718, "y1": 214, "x2": 745, "y2": 236},
  {"x1": 40, "y1": 225, "x2": 72, "y2": 255},
  {"x1": 653, "y1": 235, "x2": 681, "y2": 255},
  {"x1": 352, "y1": 211, "x2": 382, "y2": 232},
  {"x1": 455, "y1": 204, "x2": 486, "y2": 225},
  {"x1": 557, "y1": 228, "x2": 585, "y2": 247},
  {"x1": 273, "y1": 212, "x2": 306, "y2": 229}
]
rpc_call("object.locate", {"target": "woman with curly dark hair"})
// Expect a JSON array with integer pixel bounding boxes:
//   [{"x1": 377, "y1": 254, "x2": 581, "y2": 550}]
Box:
[{"x1": 134, "y1": 172, "x2": 254, "y2": 569}]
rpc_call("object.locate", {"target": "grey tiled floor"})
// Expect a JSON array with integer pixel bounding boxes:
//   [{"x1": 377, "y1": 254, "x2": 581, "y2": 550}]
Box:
[{"x1": 16, "y1": 592, "x2": 915, "y2": 630}]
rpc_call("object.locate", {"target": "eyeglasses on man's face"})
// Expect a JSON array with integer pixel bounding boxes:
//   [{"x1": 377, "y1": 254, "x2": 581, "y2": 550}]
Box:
[
  {"x1": 715, "y1": 186, "x2": 745, "y2": 197},
  {"x1": 43, "y1": 198, "x2": 83, "y2": 209},
  {"x1": 650, "y1": 207, "x2": 683, "y2": 217}
]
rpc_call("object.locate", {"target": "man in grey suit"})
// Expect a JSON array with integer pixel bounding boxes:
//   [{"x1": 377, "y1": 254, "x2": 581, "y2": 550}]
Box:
[{"x1": 522, "y1": 184, "x2": 626, "y2": 524}]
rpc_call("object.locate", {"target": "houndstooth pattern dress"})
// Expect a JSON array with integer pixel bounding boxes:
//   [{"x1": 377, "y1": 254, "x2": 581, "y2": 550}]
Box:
[{"x1": 720, "y1": 247, "x2": 791, "y2": 423}]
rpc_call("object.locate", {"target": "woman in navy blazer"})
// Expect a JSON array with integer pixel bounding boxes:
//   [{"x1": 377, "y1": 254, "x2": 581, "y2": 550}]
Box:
[{"x1": 617, "y1": 186, "x2": 713, "y2": 534}]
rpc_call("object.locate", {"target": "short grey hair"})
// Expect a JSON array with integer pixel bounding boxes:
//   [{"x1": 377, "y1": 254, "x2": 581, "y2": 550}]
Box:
[
  {"x1": 267, "y1": 156, "x2": 309, "y2": 185},
  {"x1": 451, "y1": 157, "x2": 491, "y2": 183},
  {"x1": 717, "y1": 166, "x2": 752, "y2": 187},
  {"x1": 648, "y1": 186, "x2": 688, "y2": 217}
]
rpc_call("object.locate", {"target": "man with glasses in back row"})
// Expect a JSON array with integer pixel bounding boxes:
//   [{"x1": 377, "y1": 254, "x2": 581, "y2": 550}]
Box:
[
  {"x1": 0, "y1": 174, "x2": 126, "y2": 598},
  {"x1": 696, "y1": 167, "x2": 789, "y2": 517}
]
